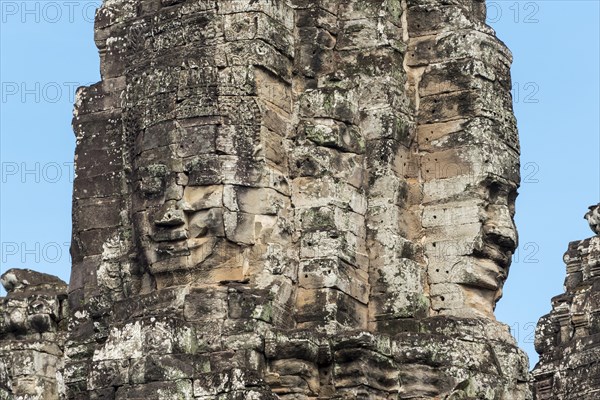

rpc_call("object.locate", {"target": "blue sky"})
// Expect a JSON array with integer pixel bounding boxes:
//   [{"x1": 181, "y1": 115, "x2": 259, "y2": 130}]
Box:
[{"x1": 0, "y1": 1, "x2": 598, "y2": 367}]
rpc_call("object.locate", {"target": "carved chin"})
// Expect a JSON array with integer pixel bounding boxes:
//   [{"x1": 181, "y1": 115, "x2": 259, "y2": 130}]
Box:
[{"x1": 463, "y1": 287, "x2": 500, "y2": 318}]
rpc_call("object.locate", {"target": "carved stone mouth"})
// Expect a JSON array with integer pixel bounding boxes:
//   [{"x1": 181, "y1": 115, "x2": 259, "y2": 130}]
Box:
[
  {"x1": 154, "y1": 240, "x2": 189, "y2": 257},
  {"x1": 473, "y1": 241, "x2": 513, "y2": 271},
  {"x1": 479, "y1": 226, "x2": 517, "y2": 270},
  {"x1": 151, "y1": 228, "x2": 188, "y2": 242},
  {"x1": 459, "y1": 257, "x2": 505, "y2": 291}
]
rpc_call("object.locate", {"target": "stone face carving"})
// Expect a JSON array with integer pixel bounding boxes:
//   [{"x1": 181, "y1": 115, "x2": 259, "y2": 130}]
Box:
[
  {"x1": 0, "y1": 269, "x2": 68, "y2": 399},
  {"x1": 585, "y1": 203, "x2": 600, "y2": 235},
  {"x1": 533, "y1": 205, "x2": 600, "y2": 399},
  {"x1": 0, "y1": 0, "x2": 532, "y2": 398}
]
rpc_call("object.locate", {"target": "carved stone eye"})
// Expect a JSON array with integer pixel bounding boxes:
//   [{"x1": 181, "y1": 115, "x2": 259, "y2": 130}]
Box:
[
  {"x1": 140, "y1": 177, "x2": 164, "y2": 197},
  {"x1": 485, "y1": 180, "x2": 515, "y2": 207},
  {"x1": 487, "y1": 181, "x2": 503, "y2": 202}
]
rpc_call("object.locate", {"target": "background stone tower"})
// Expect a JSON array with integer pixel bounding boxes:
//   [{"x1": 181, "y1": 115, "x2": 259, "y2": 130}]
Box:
[
  {"x1": 533, "y1": 203, "x2": 600, "y2": 399},
  {"x1": 0, "y1": 0, "x2": 531, "y2": 398}
]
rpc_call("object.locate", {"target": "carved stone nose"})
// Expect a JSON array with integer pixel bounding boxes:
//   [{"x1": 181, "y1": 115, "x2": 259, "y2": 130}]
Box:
[
  {"x1": 483, "y1": 205, "x2": 517, "y2": 251},
  {"x1": 483, "y1": 223, "x2": 517, "y2": 250},
  {"x1": 154, "y1": 207, "x2": 185, "y2": 227}
]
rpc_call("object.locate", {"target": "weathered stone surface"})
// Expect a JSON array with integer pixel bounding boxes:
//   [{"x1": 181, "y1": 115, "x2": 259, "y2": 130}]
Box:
[
  {"x1": 0, "y1": 0, "x2": 534, "y2": 398},
  {"x1": 533, "y1": 204, "x2": 600, "y2": 399}
]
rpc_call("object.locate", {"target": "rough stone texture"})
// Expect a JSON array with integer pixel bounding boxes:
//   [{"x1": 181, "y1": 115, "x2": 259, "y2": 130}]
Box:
[
  {"x1": 533, "y1": 203, "x2": 600, "y2": 399},
  {"x1": 0, "y1": 269, "x2": 68, "y2": 399},
  {"x1": 0, "y1": 0, "x2": 532, "y2": 398}
]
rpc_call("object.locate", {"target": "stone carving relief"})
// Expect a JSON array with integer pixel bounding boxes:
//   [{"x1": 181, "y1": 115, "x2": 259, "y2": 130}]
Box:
[{"x1": 0, "y1": 1, "x2": 532, "y2": 399}]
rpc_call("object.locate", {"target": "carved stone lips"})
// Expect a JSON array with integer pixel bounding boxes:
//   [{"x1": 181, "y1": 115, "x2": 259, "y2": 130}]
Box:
[
  {"x1": 155, "y1": 240, "x2": 189, "y2": 258},
  {"x1": 151, "y1": 227, "x2": 188, "y2": 242}
]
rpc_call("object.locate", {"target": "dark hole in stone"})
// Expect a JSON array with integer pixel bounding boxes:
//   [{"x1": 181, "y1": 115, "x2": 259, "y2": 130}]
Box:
[{"x1": 441, "y1": 296, "x2": 445, "y2": 301}]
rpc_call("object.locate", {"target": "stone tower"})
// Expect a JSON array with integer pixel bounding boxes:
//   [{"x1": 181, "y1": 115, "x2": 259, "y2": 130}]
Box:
[
  {"x1": 0, "y1": 0, "x2": 531, "y2": 398},
  {"x1": 533, "y1": 203, "x2": 600, "y2": 399}
]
